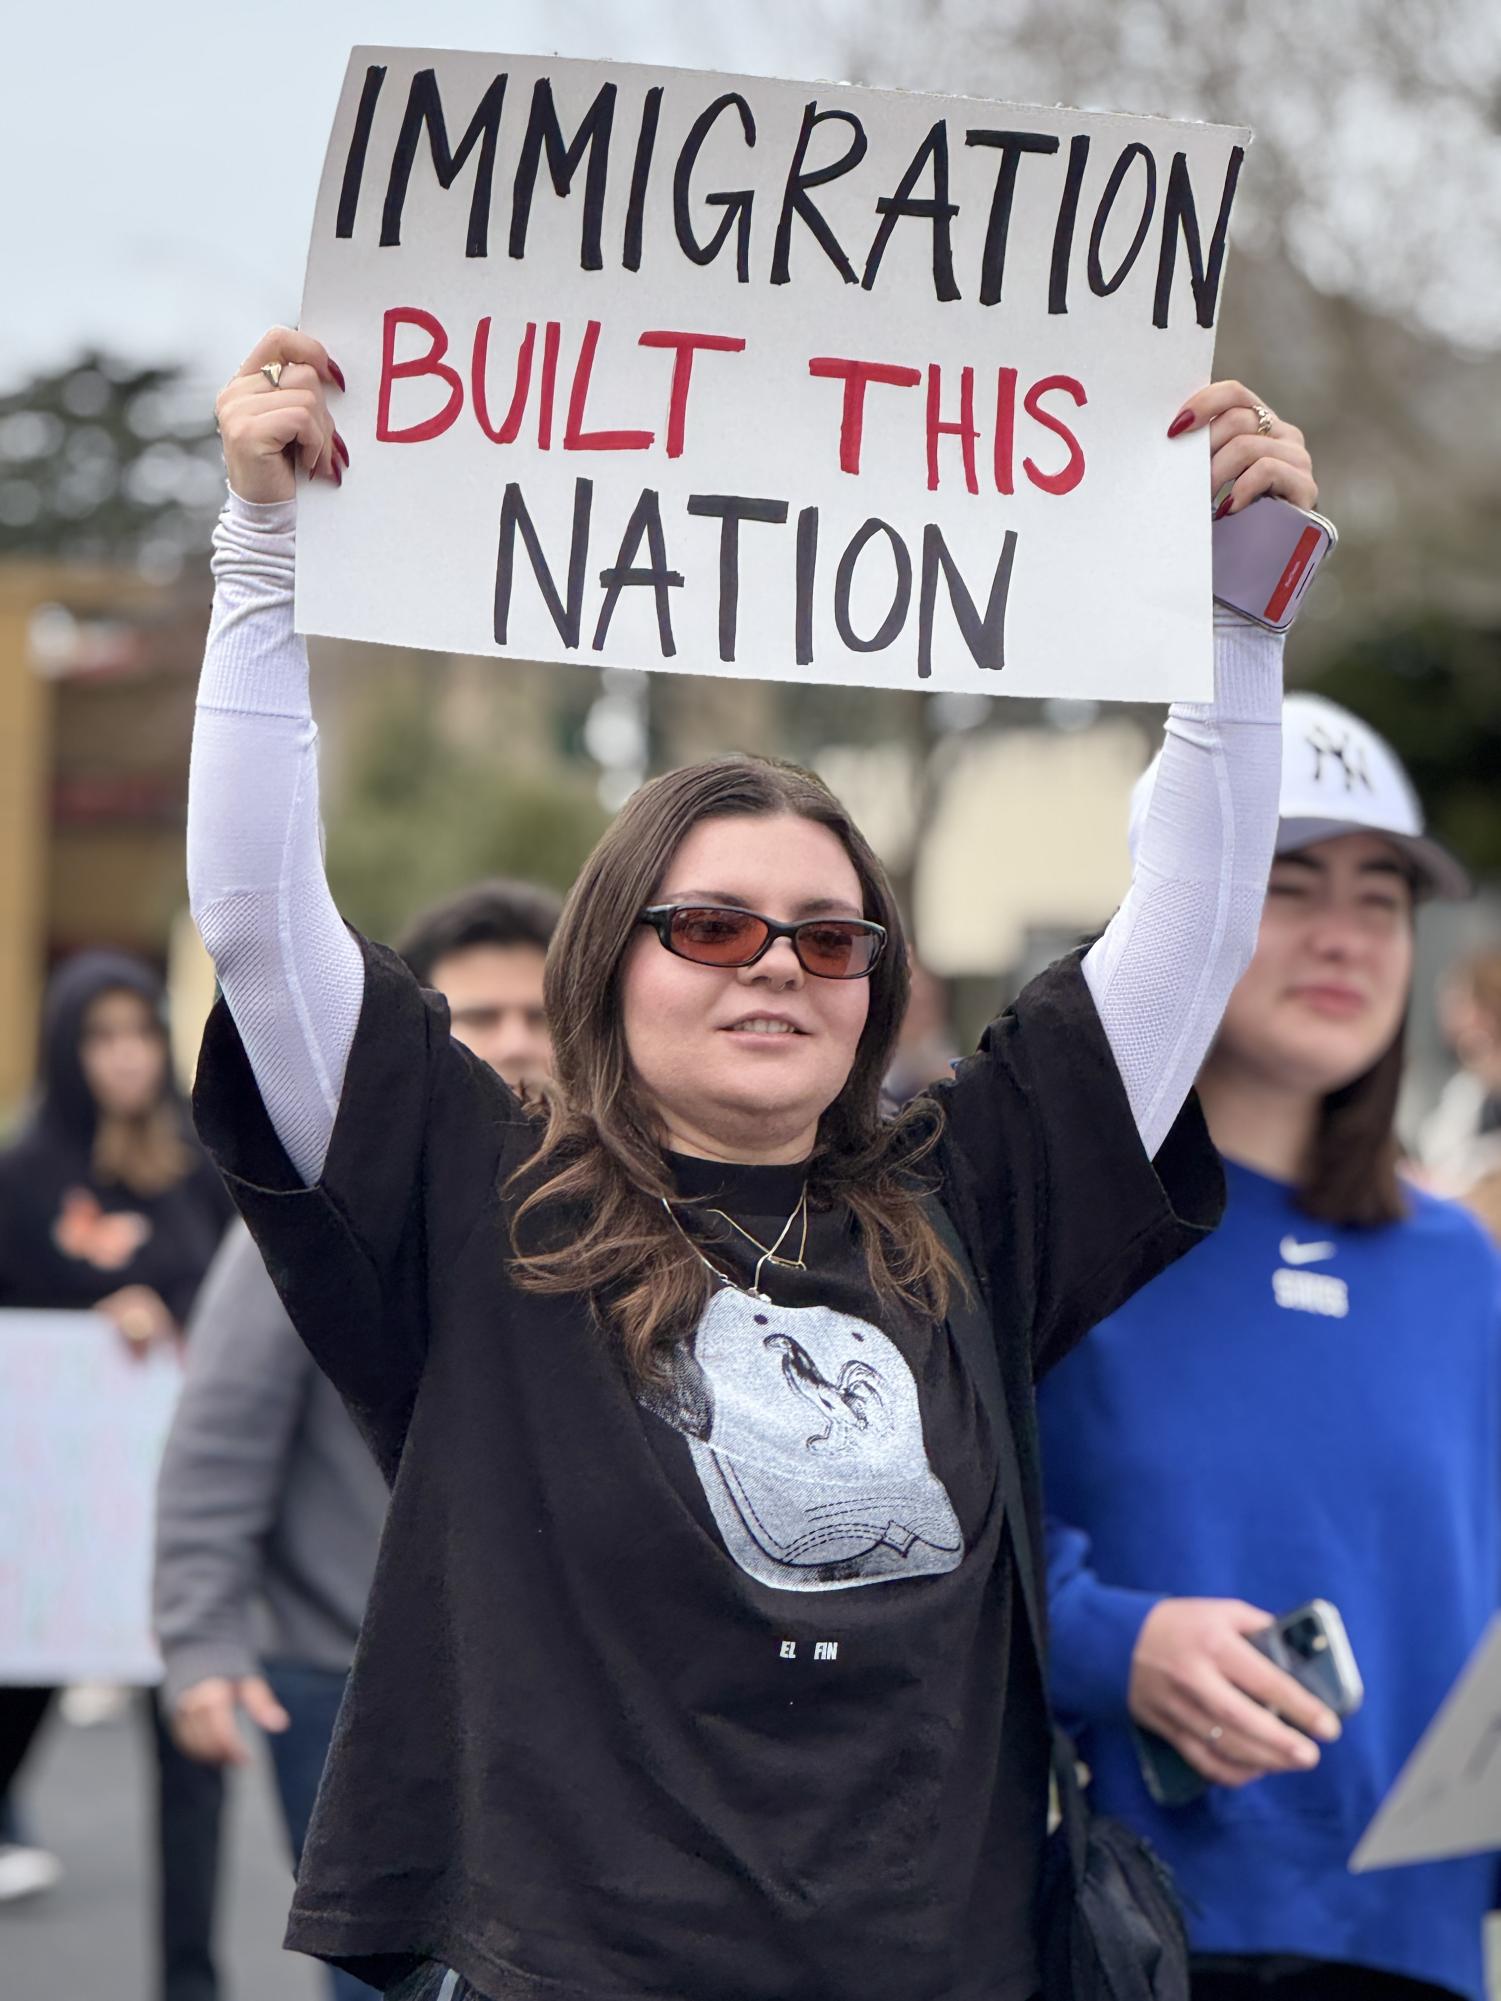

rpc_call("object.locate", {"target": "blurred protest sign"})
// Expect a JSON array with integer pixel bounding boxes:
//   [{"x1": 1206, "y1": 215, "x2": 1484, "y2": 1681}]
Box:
[
  {"x1": 297, "y1": 48, "x2": 1248, "y2": 700},
  {"x1": 1350, "y1": 1616, "x2": 1501, "y2": 1871},
  {"x1": 0, "y1": 1311, "x2": 178, "y2": 1684}
]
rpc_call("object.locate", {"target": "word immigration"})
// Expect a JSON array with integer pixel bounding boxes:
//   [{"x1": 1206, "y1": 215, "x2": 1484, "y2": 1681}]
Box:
[{"x1": 334, "y1": 65, "x2": 1243, "y2": 328}]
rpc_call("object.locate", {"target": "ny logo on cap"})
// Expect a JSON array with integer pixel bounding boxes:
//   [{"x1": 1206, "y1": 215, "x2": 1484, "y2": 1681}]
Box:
[{"x1": 1306, "y1": 725, "x2": 1373, "y2": 794}]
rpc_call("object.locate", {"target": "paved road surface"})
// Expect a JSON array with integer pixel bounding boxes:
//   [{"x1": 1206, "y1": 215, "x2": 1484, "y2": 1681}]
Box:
[{"x1": 2, "y1": 1703, "x2": 322, "y2": 2000}]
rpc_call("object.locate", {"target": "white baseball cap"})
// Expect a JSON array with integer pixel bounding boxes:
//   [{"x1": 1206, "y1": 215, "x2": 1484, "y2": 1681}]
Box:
[{"x1": 1129, "y1": 691, "x2": 1471, "y2": 899}]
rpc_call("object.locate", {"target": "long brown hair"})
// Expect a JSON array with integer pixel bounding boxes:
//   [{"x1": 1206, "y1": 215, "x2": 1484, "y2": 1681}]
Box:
[
  {"x1": 509, "y1": 755, "x2": 957, "y2": 1378},
  {"x1": 1297, "y1": 1021, "x2": 1408, "y2": 1227},
  {"x1": 93, "y1": 1102, "x2": 194, "y2": 1199}
]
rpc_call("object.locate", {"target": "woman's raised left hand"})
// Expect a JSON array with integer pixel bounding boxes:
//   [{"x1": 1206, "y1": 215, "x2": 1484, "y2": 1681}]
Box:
[{"x1": 1168, "y1": 381, "x2": 1317, "y2": 518}]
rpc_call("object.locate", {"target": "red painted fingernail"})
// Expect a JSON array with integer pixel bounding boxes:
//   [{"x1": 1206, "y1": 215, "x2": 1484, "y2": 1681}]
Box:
[
  {"x1": 1167, "y1": 409, "x2": 1194, "y2": 439},
  {"x1": 333, "y1": 430, "x2": 350, "y2": 467},
  {"x1": 332, "y1": 459, "x2": 343, "y2": 487},
  {"x1": 328, "y1": 360, "x2": 347, "y2": 393},
  {"x1": 1214, "y1": 494, "x2": 1234, "y2": 519}
]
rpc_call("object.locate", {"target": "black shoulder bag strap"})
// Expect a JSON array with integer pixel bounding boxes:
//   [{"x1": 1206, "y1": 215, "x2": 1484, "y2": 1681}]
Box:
[
  {"x1": 925, "y1": 1197, "x2": 1091, "y2": 1885},
  {"x1": 926, "y1": 1196, "x2": 1192, "y2": 2001}
]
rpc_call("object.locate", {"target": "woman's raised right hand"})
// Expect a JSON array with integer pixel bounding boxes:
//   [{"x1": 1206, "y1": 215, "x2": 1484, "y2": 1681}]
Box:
[{"x1": 214, "y1": 327, "x2": 349, "y2": 505}]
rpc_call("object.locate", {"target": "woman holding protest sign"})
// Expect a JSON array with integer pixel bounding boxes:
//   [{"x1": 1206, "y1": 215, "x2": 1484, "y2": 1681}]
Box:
[{"x1": 186, "y1": 325, "x2": 1316, "y2": 2001}]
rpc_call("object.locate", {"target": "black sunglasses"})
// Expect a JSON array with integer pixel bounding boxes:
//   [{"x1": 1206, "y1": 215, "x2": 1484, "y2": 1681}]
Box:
[{"x1": 639, "y1": 904, "x2": 888, "y2": 980}]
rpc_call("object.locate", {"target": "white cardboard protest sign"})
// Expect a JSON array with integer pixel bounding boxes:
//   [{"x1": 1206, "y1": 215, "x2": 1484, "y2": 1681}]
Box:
[
  {"x1": 1350, "y1": 1616, "x2": 1501, "y2": 1872},
  {"x1": 0, "y1": 1311, "x2": 179, "y2": 1685},
  {"x1": 297, "y1": 49, "x2": 1249, "y2": 701}
]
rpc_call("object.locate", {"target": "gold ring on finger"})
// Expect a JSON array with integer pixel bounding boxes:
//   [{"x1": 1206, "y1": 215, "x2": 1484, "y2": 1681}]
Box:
[
  {"x1": 1254, "y1": 403, "x2": 1274, "y2": 436},
  {"x1": 261, "y1": 362, "x2": 285, "y2": 390}
]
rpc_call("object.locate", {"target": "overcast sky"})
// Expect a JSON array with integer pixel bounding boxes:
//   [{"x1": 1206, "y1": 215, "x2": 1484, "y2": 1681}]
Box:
[
  {"x1": 12, "y1": 1, "x2": 1497, "y2": 405},
  {"x1": 5, "y1": 1, "x2": 865, "y2": 394}
]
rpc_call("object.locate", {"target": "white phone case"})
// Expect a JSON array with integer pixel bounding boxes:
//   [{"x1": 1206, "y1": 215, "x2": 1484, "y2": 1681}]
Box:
[{"x1": 1211, "y1": 495, "x2": 1337, "y2": 631}]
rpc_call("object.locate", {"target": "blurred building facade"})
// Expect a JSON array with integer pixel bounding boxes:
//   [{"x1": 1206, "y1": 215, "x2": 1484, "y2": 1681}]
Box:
[
  {"x1": 0, "y1": 560, "x2": 780, "y2": 1122},
  {"x1": 0, "y1": 561, "x2": 209, "y2": 1116},
  {"x1": 3, "y1": 546, "x2": 1491, "y2": 1140}
]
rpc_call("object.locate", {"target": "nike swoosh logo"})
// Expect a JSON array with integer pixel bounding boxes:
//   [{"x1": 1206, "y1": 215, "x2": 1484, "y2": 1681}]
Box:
[{"x1": 1280, "y1": 1236, "x2": 1336, "y2": 1266}]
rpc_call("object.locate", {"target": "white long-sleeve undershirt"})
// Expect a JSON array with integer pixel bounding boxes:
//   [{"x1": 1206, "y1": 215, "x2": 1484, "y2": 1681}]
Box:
[{"x1": 187, "y1": 490, "x2": 1283, "y2": 1187}]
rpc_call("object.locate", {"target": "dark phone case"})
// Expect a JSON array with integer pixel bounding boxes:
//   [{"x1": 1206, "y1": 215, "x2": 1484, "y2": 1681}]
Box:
[
  {"x1": 1132, "y1": 1723, "x2": 1208, "y2": 1808},
  {"x1": 1133, "y1": 1604, "x2": 1361, "y2": 1808},
  {"x1": 1246, "y1": 1606, "x2": 1363, "y2": 1717}
]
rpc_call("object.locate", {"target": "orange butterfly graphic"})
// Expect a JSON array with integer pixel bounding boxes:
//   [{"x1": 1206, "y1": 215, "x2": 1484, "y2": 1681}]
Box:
[{"x1": 52, "y1": 1188, "x2": 153, "y2": 1272}]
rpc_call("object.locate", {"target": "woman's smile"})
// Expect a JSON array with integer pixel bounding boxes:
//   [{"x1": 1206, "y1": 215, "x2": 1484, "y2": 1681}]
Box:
[{"x1": 720, "y1": 1011, "x2": 810, "y2": 1041}]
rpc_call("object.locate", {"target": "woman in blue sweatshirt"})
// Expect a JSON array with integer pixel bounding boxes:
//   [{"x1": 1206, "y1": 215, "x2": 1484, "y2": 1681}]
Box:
[{"x1": 1041, "y1": 692, "x2": 1500, "y2": 2001}]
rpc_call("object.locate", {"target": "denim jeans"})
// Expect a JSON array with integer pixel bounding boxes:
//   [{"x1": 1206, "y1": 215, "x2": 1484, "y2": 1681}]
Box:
[
  {"x1": 262, "y1": 1661, "x2": 380, "y2": 2001},
  {"x1": 148, "y1": 1688, "x2": 225, "y2": 2001}
]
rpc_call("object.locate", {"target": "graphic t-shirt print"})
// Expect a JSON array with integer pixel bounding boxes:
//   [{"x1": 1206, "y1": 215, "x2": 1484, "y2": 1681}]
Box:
[
  {"x1": 52, "y1": 1187, "x2": 152, "y2": 1271},
  {"x1": 642, "y1": 1288, "x2": 963, "y2": 1591}
]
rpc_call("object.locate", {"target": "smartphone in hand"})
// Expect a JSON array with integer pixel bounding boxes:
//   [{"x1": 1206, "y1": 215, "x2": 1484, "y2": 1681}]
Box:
[
  {"x1": 1133, "y1": 1599, "x2": 1362, "y2": 1808},
  {"x1": 1247, "y1": 1598, "x2": 1364, "y2": 1718},
  {"x1": 1133, "y1": 1723, "x2": 1211, "y2": 1808},
  {"x1": 1212, "y1": 494, "x2": 1337, "y2": 631}
]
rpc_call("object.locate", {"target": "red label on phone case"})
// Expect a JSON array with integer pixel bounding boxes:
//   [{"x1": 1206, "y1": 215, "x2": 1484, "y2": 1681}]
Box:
[{"x1": 1264, "y1": 526, "x2": 1322, "y2": 623}]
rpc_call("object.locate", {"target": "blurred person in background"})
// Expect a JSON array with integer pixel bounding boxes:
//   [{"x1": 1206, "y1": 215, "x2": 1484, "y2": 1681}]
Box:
[
  {"x1": 1457, "y1": 1168, "x2": 1501, "y2": 1246},
  {"x1": 391, "y1": 878, "x2": 559, "y2": 1088},
  {"x1": 155, "y1": 877, "x2": 560, "y2": 2001},
  {"x1": 882, "y1": 957, "x2": 960, "y2": 1107},
  {"x1": 1041, "y1": 695, "x2": 1498, "y2": 2001},
  {"x1": 1416, "y1": 946, "x2": 1501, "y2": 1198},
  {"x1": 0, "y1": 952, "x2": 234, "y2": 2001}
]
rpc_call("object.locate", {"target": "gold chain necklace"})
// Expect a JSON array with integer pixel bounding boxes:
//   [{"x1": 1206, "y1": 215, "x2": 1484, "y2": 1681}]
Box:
[
  {"x1": 705, "y1": 1190, "x2": 809, "y2": 1272},
  {"x1": 662, "y1": 1184, "x2": 809, "y2": 1302}
]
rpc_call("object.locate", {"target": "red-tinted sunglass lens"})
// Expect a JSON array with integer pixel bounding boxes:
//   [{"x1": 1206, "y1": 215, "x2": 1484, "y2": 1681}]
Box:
[
  {"x1": 668, "y1": 908, "x2": 770, "y2": 965},
  {"x1": 797, "y1": 923, "x2": 876, "y2": 976}
]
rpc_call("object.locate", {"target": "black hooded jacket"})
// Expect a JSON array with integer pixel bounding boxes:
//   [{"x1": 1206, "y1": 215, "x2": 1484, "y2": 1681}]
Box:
[{"x1": 0, "y1": 952, "x2": 233, "y2": 1325}]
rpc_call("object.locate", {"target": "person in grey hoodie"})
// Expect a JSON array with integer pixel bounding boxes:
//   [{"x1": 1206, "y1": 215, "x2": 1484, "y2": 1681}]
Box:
[{"x1": 153, "y1": 879, "x2": 560, "y2": 2001}]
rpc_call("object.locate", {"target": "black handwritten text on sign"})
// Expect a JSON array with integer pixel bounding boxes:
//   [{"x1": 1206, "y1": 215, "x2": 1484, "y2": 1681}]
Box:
[{"x1": 296, "y1": 50, "x2": 1249, "y2": 702}]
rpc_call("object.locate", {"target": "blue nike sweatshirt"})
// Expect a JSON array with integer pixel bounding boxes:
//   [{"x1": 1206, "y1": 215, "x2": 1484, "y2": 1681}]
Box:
[{"x1": 1040, "y1": 1157, "x2": 1501, "y2": 2000}]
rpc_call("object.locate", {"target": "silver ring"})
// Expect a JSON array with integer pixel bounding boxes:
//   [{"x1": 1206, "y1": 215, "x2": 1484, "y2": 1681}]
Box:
[
  {"x1": 1207, "y1": 1724, "x2": 1225, "y2": 1745},
  {"x1": 1254, "y1": 403, "x2": 1274, "y2": 436},
  {"x1": 261, "y1": 362, "x2": 285, "y2": 390}
]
